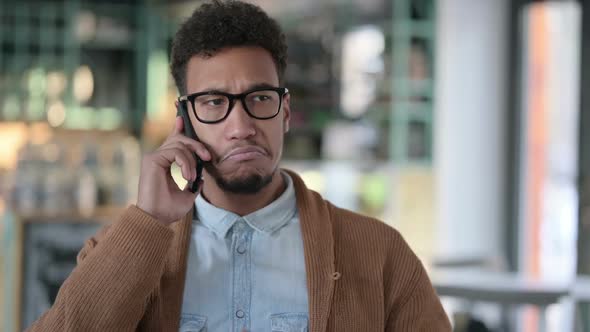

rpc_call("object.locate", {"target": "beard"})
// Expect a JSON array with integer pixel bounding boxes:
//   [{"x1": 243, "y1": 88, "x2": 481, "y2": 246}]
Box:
[
  {"x1": 200, "y1": 139, "x2": 278, "y2": 194},
  {"x1": 204, "y1": 161, "x2": 275, "y2": 195},
  {"x1": 203, "y1": 150, "x2": 278, "y2": 195}
]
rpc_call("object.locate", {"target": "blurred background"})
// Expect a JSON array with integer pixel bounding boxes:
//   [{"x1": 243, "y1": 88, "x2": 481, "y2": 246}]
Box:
[{"x1": 0, "y1": 0, "x2": 588, "y2": 331}]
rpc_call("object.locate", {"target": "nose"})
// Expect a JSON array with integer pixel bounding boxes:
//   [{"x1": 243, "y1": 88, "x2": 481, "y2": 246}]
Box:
[{"x1": 224, "y1": 99, "x2": 256, "y2": 140}]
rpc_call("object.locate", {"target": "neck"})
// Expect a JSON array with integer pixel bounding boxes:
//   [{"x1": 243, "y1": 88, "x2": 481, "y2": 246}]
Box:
[{"x1": 200, "y1": 170, "x2": 286, "y2": 216}]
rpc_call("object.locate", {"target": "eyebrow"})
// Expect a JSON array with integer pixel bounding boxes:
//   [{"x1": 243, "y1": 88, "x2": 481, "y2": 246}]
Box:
[{"x1": 203, "y1": 82, "x2": 278, "y2": 94}]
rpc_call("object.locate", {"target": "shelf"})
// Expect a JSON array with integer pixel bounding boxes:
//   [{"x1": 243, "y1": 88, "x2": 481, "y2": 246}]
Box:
[{"x1": 14, "y1": 205, "x2": 127, "y2": 224}]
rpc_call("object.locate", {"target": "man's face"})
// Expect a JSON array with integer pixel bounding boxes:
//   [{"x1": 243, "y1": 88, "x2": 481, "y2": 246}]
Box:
[{"x1": 184, "y1": 46, "x2": 290, "y2": 194}]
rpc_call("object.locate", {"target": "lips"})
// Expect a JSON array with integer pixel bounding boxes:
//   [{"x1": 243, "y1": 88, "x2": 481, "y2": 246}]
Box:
[{"x1": 222, "y1": 145, "x2": 268, "y2": 162}]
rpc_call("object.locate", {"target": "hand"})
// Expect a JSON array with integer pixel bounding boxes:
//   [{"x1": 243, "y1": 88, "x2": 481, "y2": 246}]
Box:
[{"x1": 136, "y1": 116, "x2": 211, "y2": 225}]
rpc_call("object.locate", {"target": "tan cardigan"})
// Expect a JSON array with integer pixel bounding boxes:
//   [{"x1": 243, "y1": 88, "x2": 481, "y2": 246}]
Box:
[{"x1": 27, "y1": 170, "x2": 451, "y2": 332}]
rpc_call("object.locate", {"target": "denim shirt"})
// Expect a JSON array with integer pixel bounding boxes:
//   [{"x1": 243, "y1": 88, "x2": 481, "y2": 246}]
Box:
[{"x1": 180, "y1": 172, "x2": 309, "y2": 332}]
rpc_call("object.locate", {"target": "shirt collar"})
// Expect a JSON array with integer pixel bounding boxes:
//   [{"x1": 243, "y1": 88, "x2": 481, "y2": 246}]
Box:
[{"x1": 194, "y1": 171, "x2": 297, "y2": 238}]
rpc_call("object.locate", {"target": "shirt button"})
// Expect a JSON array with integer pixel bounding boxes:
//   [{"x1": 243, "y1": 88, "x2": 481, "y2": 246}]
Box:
[
  {"x1": 235, "y1": 220, "x2": 245, "y2": 231},
  {"x1": 237, "y1": 246, "x2": 246, "y2": 254},
  {"x1": 236, "y1": 310, "x2": 245, "y2": 318}
]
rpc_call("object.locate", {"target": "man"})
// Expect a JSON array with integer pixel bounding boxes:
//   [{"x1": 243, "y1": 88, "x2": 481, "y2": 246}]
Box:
[{"x1": 28, "y1": 1, "x2": 451, "y2": 331}]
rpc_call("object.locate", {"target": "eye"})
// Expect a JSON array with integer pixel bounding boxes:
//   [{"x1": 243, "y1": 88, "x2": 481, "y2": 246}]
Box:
[
  {"x1": 251, "y1": 94, "x2": 273, "y2": 102},
  {"x1": 200, "y1": 98, "x2": 226, "y2": 107},
  {"x1": 208, "y1": 99, "x2": 225, "y2": 105}
]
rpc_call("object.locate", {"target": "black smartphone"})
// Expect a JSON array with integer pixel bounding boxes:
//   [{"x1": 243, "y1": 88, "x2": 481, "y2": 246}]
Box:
[{"x1": 176, "y1": 100, "x2": 203, "y2": 193}]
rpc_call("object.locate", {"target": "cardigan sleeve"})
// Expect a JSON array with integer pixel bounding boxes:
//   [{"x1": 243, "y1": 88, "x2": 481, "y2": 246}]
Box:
[
  {"x1": 385, "y1": 261, "x2": 452, "y2": 331},
  {"x1": 26, "y1": 205, "x2": 174, "y2": 332}
]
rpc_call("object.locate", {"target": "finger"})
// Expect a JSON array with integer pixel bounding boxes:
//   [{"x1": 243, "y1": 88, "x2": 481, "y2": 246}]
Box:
[
  {"x1": 174, "y1": 152, "x2": 193, "y2": 182},
  {"x1": 154, "y1": 147, "x2": 194, "y2": 181},
  {"x1": 173, "y1": 148, "x2": 198, "y2": 181},
  {"x1": 171, "y1": 116, "x2": 183, "y2": 135},
  {"x1": 161, "y1": 135, "x2": 212, "y2": 161},
  {"x1": 183, "y1": 178, "x2": 204, "y2": 195},
  {"x1": 163, "y1": 149, "x2": 191, "y2": 181},
  {"x1": 159, "y1": 142, "x2": 197, "y2": 177}
]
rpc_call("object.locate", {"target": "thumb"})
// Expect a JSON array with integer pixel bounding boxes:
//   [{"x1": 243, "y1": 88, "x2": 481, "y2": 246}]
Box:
[{"x1": 179, "y1": 179, "x2": 202, "y2": 206}]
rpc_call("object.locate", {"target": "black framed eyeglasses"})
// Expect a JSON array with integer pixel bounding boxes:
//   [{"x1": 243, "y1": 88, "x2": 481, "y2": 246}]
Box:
[{"x1": 178, "y1": 87, "x2": 289, "y2": 124}]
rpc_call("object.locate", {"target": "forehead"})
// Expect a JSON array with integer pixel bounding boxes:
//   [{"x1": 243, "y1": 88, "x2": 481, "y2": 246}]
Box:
[{"x1": 185, "y1": 46, "x2": 279, "y2": 93}]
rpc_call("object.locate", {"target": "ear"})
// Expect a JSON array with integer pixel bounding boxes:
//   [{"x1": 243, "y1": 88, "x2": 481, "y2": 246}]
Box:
[{"x1": 282, "y1": 93, "x2": 291, "y2": 133}]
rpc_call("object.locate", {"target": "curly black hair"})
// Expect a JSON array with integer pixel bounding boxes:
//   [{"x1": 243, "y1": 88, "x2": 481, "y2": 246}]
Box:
[{"x1": 170, "y1": 0, "x2": 288, "y2": 95}]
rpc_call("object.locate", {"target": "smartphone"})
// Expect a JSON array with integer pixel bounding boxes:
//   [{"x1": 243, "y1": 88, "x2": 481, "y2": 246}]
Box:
[{"x1": 176, "y1": 100, "x2": 203, "y2": 193}]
